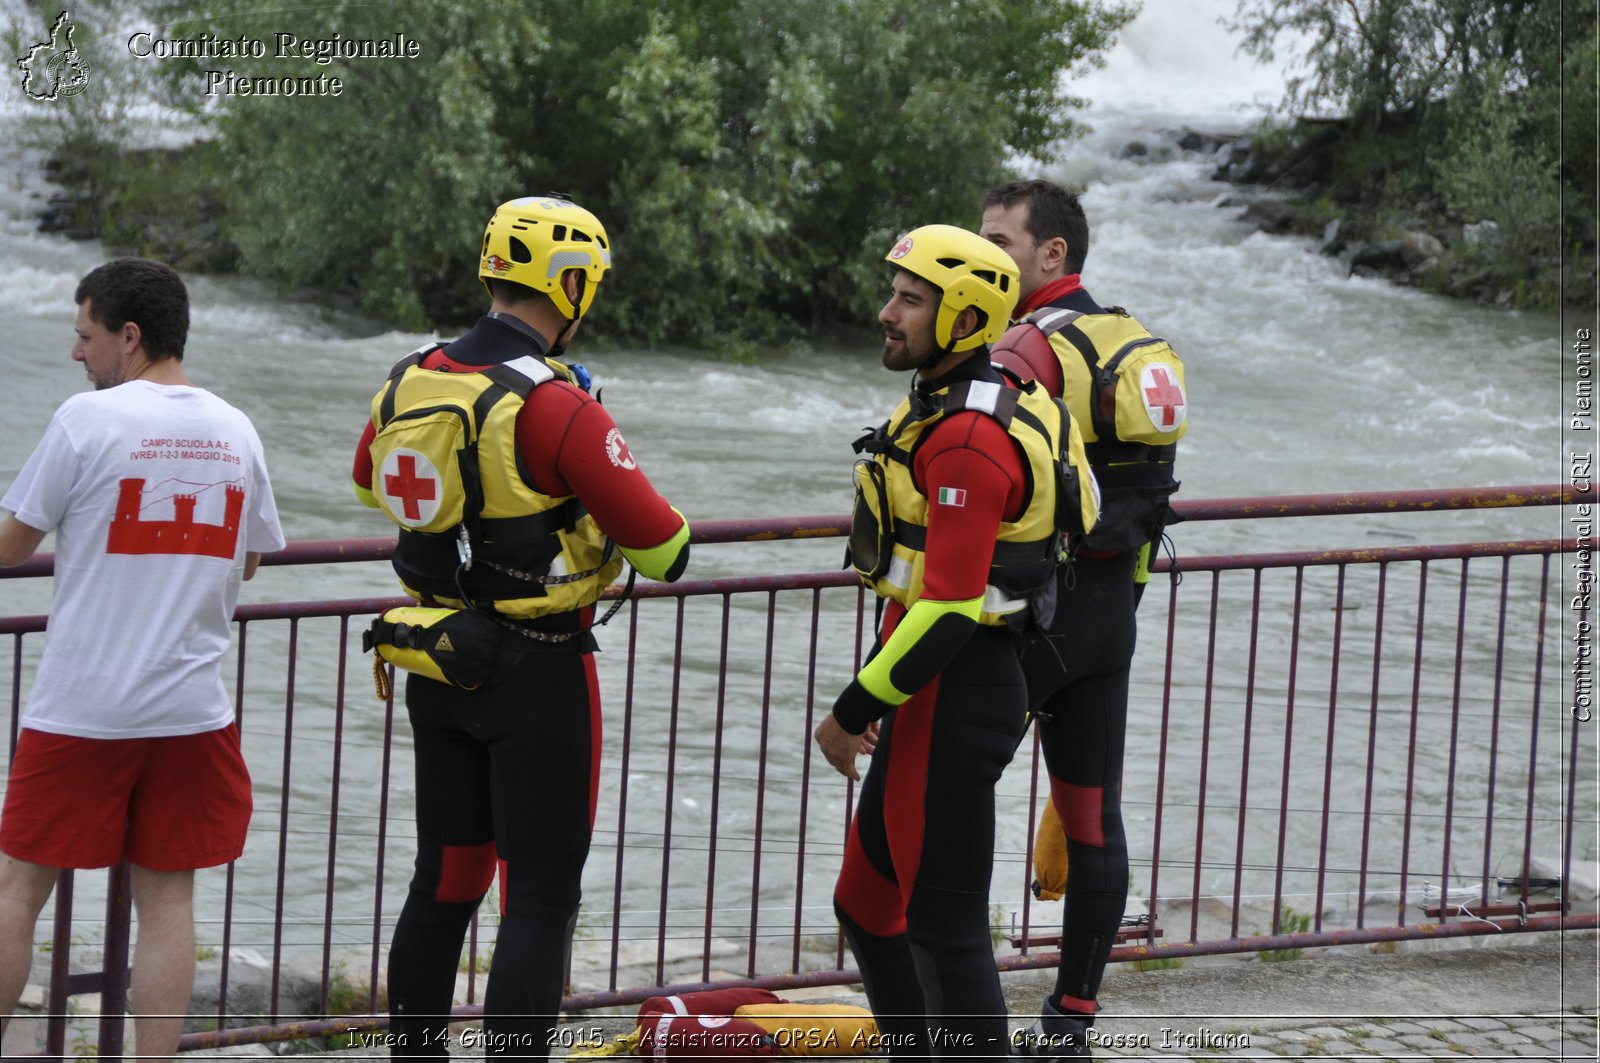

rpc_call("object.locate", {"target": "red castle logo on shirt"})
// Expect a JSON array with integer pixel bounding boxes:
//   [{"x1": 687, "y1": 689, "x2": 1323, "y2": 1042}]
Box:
[{"x1": 106, "y1": 477, "x2": 244, "y2": 559}]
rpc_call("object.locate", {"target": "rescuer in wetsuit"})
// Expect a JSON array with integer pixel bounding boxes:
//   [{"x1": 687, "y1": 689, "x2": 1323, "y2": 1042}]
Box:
[
  {"x1": 980, "y1": 179, "x2": 1188, "y2": 1059},
  {"x1": 815, "y1": 224, "x2": 1076, "y2": 1058},
  {"x1": 352, "y1": 197, "x2": 690, "y2": 1059}
]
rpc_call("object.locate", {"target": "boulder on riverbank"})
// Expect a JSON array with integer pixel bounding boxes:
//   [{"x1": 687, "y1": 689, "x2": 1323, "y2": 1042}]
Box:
[
  {"x1": 35, "y1": 142, "x2": 240, "y2": 275},
  {"x1": 1122, "y1": 123, "x2": 1595, "y2": 312}
]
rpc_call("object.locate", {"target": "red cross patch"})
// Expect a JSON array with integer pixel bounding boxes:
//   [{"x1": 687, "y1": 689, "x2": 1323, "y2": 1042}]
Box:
[
  {"x1": 1139, "y1": 364, "x2": 1187, "y2": 431},
  {"x1": 379, "y1": 449, "x2": 441, "y2": 527}
]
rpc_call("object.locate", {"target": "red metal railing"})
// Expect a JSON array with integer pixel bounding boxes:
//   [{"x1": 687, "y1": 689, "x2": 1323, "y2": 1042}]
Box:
[{"x1": 0, "y1": 485, "x2": 1593, "y2": 1057}]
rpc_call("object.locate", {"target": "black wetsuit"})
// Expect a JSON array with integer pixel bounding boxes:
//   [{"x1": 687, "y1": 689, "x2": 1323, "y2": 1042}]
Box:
[
  {"x1": 830, "y1": 358, "x2": 1040, "y2": 1057},
  {"x1": 357, "y1": 318, "x2": 689, "y2": 1060},
  {"x1": 1020, "y1": 550, "x2": 1137, "y2": 1015},
  {"x1": 388, "y1": 643, "x2": 600, "y2": 1058},
  {"x1": 835, "y1": 623, "x2": 1029, "y2": 1058}
]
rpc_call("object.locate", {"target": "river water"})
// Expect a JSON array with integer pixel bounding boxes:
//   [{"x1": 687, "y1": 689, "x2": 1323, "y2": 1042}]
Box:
[{"x1": 0, "y1": 0, "x2": 1587, "y2": 997}]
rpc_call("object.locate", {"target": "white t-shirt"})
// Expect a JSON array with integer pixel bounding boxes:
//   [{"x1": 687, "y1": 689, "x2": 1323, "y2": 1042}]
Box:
[{"x1": 2, "y1": 381, "x2": 286, "y2": 738}]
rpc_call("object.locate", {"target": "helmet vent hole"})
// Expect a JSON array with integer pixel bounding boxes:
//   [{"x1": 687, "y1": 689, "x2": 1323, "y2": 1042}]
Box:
[
  {"x1": 571, "y1": 229, "x2": 591, "y2": 243},
  {"x1": 937, "y1": 257, "x2": 964, "y2": 268},
  {"x1": 508, "y1": 236, "x2": 533, "y2": 264},
  {"x1": 551, "y1": 225, "x2": 567, "y2": 242},
  {"x1": 974, "y1": 269, "x2": 997, "y2": 285}
]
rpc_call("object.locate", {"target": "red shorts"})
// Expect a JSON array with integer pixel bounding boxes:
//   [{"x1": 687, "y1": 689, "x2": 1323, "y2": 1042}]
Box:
[{"x1": 0, "y1": 723, "x2": 252, "y2": 871}]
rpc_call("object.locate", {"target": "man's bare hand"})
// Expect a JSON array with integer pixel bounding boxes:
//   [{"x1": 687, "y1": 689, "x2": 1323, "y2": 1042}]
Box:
[{"x1": 814, "y1": 715, "x2": 879, "y2": 781}]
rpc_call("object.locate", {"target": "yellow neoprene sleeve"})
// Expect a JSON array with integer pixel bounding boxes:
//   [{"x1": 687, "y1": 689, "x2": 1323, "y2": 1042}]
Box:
[{"x1": 856, "y1": 594, "x2": 983, "y2": 705}]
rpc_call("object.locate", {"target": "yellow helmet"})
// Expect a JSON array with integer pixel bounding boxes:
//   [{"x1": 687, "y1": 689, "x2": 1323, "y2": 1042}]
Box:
[
  {"x1": 479, "y1": 196, "x2": 611, "y2": 318},
  {"x1": 885, "y1": 224, "x2": 1019, "y2": 353}
]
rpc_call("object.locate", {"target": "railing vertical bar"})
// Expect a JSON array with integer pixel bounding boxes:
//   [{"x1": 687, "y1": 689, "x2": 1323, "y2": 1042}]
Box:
[
  {"x1": 1231, "y1": 570, "x2": 1263, "y2": 936},
  {"x1": 467, "y1": 914, "x2": 480, "y2": 1004},
  {"x1": 1318, "y1": 563, "x2": 1344, "y2": 928},
  {"x1": 8, "y1": 634, "x2": 21, "y2": 755},
  {"x1": 656, "y1": 598, "x2": 688, "y2": 985},
  {"x1": 1397, "y1": 562, "x2": 1431, "y2": 927},
  {"x1": 1481, "y1": 556, "x2": 1511, "y2": 906},
  {"x1": 703, "y1": 595, "x2": 733, "y2": 981},
  {"x1": 221, "y1": 621, "x2": 248, "y2": 1023},
  {"x1": 1356, "y1": 564, "x2": 1386, "y2": 929},
  {"x1": 97, "y1": 860, "x2": 132, "y2": 1062},
  {"x1": 1190, "y1": 571, "x2": 1221, "y2": 942},
  {"x1": 838, "y1": 586, "x2": 870, "y2": 970},
  {"x1": 1439, "y1": 559, "x2": 1471, "y2": 921},
  {"x1": 1519, "y1": 555, "x2": 1552, "y2": 904},
  {"x1": 792, "y1": 589, "x2": 825, "y2": 971},
  {"x1": 47, "y1": 869, "x2": 73, "y2": 1059},
  {"x1": 369, "y1": 667, "x2": 396, "y2": 1014},
  {"x1": 269, "y1": 617, "x2": 299, "y2": 1021},
  {"x1": 319, "y1": 617, "x2": 351, "y2": 1016},
  {"x1": 1021, "y1": 725, "x2": 1043, "y2": 954},
  {"x1": 609, "y1": 599, "x2": 642, "y2": 991},
  {"x1": 1147, "y1": 569, "x2": 1180, "y2": 946},
  {"x1": 747, "y1": 592, "x2": 779, "y2": 977},
  {"x1": 1271, "y1": 567, "x2": 1306, "y2": 927}
]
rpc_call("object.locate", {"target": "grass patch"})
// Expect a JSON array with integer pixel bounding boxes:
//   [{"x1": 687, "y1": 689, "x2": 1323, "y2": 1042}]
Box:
[
  {"x1": 1131, "y1": 956, "x2": 1184, "y2": 972},
  {"x1": 1260, "y1": 905, "x2": 1311, "y2": 962}
]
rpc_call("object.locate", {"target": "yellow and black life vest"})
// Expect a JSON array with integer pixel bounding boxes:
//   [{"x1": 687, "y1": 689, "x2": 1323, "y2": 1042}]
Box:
[
  {"x1": 367, "y1": 345, "x2": 623, "y2": 619},
  {"x1": 1021, "y1": 305, "x2": 1186, "y2": 552},
  {"x1": 847, "y1": 376, "x2": 1098, "y2": 627}
]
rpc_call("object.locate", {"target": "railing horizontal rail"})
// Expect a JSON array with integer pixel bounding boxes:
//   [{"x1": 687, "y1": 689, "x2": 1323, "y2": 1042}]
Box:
[
  {"x1": 1, "y1": 483, "x2": 1585, "y2": 579},
  {"x1": 1171, "y1": 484, "x2": 1589, "y2": 521},
  {"x1": 1172, "y1": 539, "x2": 1571, "y2": 571},
  {"x1": 0, "y1": 538, "x2": 1575, "y2": 635}
]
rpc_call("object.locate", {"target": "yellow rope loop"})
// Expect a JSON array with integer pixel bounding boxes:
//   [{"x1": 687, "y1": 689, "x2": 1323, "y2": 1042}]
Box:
[{"x1": 373, "y1": 653, "x2": 392, "y2": 702}]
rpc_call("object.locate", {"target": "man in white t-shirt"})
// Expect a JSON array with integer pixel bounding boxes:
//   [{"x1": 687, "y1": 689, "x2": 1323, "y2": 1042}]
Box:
[{"x1": 0, "y1": 258, "x2": 285, "y2": 1060}]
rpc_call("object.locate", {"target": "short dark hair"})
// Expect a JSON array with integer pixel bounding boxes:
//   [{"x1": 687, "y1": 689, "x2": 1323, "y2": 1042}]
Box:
[
  {"x1": 981, "y1": 179, "x2": 1090, "y2": 275},
  {"x1": 74, "y1": 258, "x2": 189, "y2": 361},
  {"x1": 485, "y1": 276, "x2": 542, "y2": 306}
]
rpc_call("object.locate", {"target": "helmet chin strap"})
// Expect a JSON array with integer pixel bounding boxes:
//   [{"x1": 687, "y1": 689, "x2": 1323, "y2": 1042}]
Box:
[
  {"x1": 924, "y1": 307, "x2": 983, "y2": 371},
  {"x1": 550, "y1": 272, "x2": 588, "y2": 359},
  {"x1": 916, "y1": 318, "x2": 962, "y2": 375},
  {"x1": 549, "y1": 313, "x2": 579, "y2": 359}
]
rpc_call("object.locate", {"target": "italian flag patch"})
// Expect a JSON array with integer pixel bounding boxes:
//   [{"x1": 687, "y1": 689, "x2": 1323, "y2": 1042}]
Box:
[{"x1": 937, "y1": 487, "x2": 967, "y2": 507}]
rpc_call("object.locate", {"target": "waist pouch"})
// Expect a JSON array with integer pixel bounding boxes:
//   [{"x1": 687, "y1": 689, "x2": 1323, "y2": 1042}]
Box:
[{"x1": 363, "y1": 606, "x2": 501, "y2": 690}]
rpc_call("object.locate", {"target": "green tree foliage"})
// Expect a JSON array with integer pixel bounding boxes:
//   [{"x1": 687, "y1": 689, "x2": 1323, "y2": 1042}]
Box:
[
  {"x1": 1230, "y1": 0, "x2": 1595, "y2": 297},
  {"x1": 138, "y1": 0, "x2": 1133, "y2": 343},
  {"x1": 1436, "y1": 62, "x2": 1561, "y2": 262}
]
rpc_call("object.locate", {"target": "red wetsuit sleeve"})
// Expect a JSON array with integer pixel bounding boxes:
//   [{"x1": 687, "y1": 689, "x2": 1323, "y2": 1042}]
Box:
[
  {"x1": 516, "y1": 383, "x2": 683, "y2": 550},
  {"x1": 353, "y1": 419, "x2": 376, "y2": 493},
  {"x1": 912, "y1": 412, "x2": 1027, "y2": 601},
  {"x1": 830, "y1": 412, "x2": 1026, "y2": 733}
]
